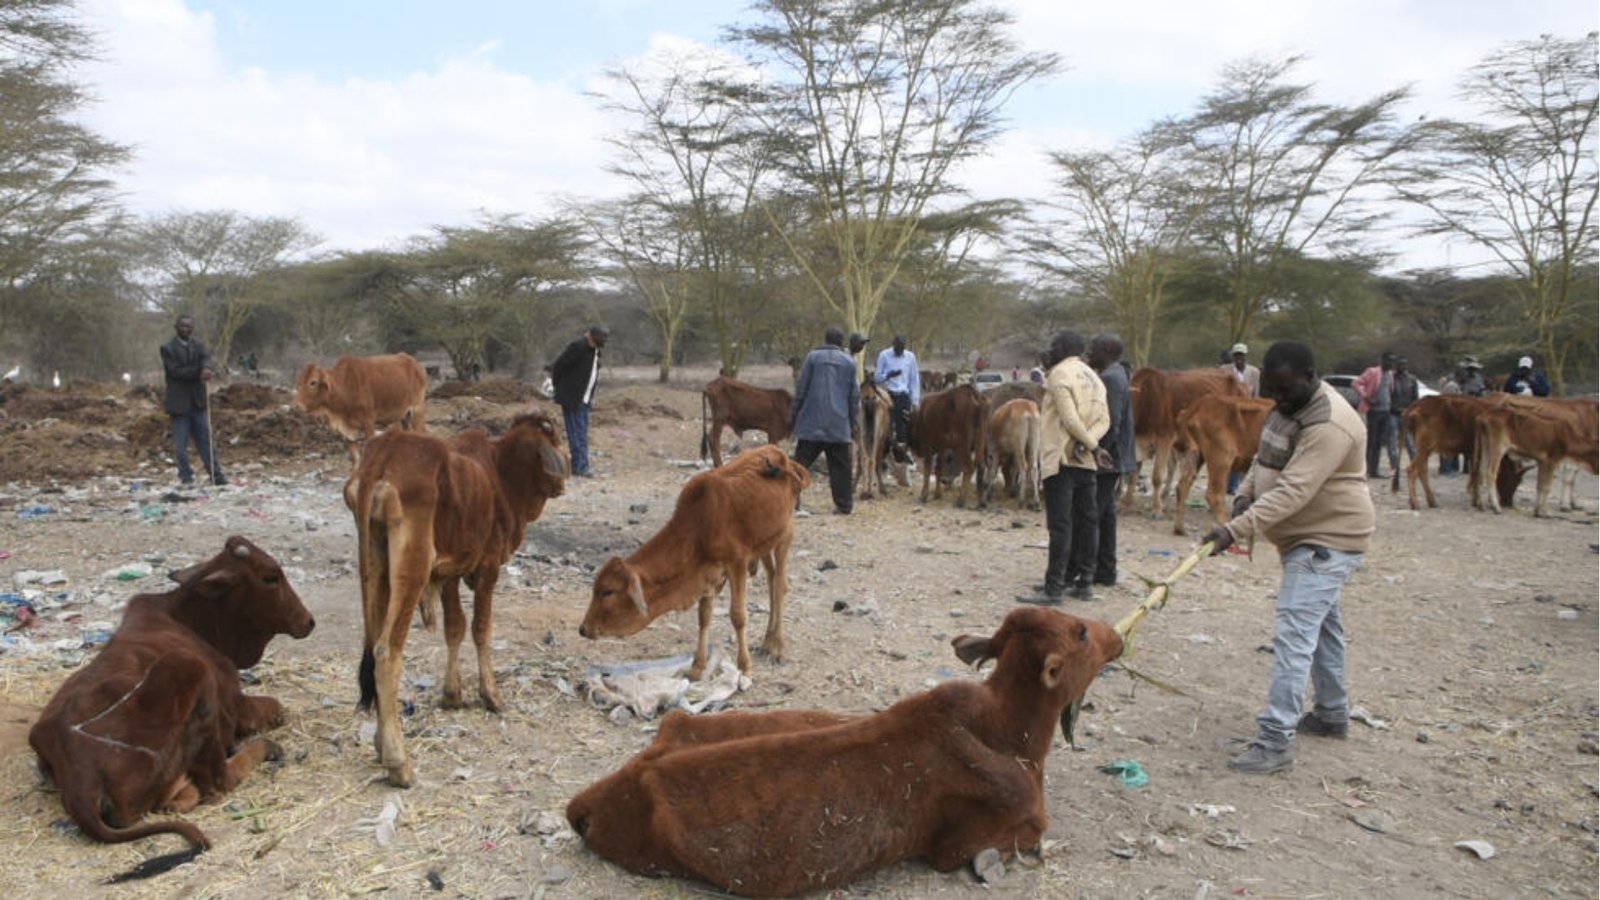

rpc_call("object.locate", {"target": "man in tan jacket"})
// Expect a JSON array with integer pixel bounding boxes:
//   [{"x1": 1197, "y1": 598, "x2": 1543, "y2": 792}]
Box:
[
  {"x1": 1203, "y1": 341, "x2": 1374, "y2": 774},
  {"x1": 1021, "y1": 330, "x2": 1109, "y2": 603}
]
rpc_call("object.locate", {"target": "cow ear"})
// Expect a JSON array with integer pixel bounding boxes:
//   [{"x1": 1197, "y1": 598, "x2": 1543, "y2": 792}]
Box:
[
  {"x1": 951, "y1": 634, "x2": 994, "y2": 667},
  {"x1": 626, "y1": 567, "x2": 647, "y2": 618},
  {"x1": 540, "y1": 444, "x2": 569, "y2": 479},
  {"x1": 1039, "y1": 652, "x2": 1066, "y2": 690},
  {"x1": 169, "y1": 562, "x2": 205, "y2": 585},
  {"x1": 194, "y1": 570, "x2": 238, "y2": 600}
]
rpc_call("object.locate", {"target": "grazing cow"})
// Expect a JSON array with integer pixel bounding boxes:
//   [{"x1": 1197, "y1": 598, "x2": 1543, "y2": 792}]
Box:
[
  {"x1": 580, "y1": 446, "x2": 810, "y2": 680},
  {"x1": 1473, "y1": 398, "x2": 1599, "y2": 516},
  {"x1": 566, "y1": 607, "x2": 1124, "y2": 898},
  {"x1": 700, "y1": 376, "x2": 793, "y2": 467},
  {"x1": 854, "y1": 378, "x2": 904, "y2": 498},
  {"x1": 988, "y1": 398, "x2": 1042, "y2": 510},
  {"x1": 1125, "y1": 367, "x2": 1244, "y2": 514},
  {"x1": 909, "y1": 385, "x2": 989, "y2": 508},
  {"x1": 29, "y1": 537, "x2": 313, "y2": 880},
  {"x1": 1171, "y1": 394, "x2": 1275, "y2": 534},
  {"x1": 346, "y1": 413, "x2": 567, "y2": 787},
  {"x1": 295, "y1": 353, "x2": 428, "y2": 464}
]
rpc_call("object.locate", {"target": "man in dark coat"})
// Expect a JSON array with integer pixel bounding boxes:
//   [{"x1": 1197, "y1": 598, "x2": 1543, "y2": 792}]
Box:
[
  {"x1": 548, "y1": 325, "x2": 608, "y2": 477},
  {"x1": 159, "y1": 314, "x2": 226, "y2": 486},
  {"x1": 1089, "y1": 333, "x2": 1134, "y2": 587},
  {"x1": 791, "y1": 327, "x2": 861, "y2": 515}
]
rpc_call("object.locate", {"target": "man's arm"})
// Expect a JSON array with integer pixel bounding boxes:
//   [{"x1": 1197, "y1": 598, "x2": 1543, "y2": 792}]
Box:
[
  {"x1": 790, "y1": 356, "x2": 813, "y2": 425},
  {"x1": 1220, "y1": 424, "x2": 1347, "y2": 545},
  {"x1": 160, "y1": 342, "x2": 202, "y2": 381}
]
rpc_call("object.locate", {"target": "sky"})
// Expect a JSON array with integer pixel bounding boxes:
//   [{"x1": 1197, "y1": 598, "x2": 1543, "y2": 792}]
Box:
[{"x1": 74, "y1": 0, "x2": 1598, "y2": 274}]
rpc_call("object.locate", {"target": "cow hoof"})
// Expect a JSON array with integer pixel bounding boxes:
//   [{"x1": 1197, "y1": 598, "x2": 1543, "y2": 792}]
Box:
[
  {"x1": 387, "y1": 764, "x2": 415, "y2": 788},
  {"x1": 439, "y1": 689, "x2": 466, "y2": 709},
  {"x1": 755, "y1": 644, "x2": 784, "y2": 662},
  {"x1": 262, "y1": 739, "x2": 285, "y2": 762},
  {"x1": 479, "y1": 691, "x2": 505, "y2": 714}
]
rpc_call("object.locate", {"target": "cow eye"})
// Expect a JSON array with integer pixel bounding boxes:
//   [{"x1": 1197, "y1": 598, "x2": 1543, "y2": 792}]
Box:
[
  {"x1": 263, "y1": 574, "x2": 281, "y2": 585},
  {"x1": 1076, "y1": 623, "x2": 1088, "y2": 642}
]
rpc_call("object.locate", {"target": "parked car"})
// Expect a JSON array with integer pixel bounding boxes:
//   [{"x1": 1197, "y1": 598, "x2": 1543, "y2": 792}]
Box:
[
  {"x1": 1322, "y1": 374, "x2": 1437, "y2": 410},
  {"x1": 972, "y1": 371, "x2": 1006, "y2": 392}
]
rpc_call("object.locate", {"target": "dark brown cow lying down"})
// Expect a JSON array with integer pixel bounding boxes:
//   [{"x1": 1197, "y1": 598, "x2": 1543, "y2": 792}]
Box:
[
  {"x1": 566, "y1": 606, "x2": 1123, "y2": 897},
  {"x1": 29, "y1": 536, "x2": 314, "y2": 881}
]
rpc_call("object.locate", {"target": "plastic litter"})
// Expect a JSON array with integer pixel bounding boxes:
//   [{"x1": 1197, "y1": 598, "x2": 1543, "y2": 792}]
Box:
[
  {"x1": 1098, "y1": 759, "x2": 1149, "y2": 788},
  {"x1": 102, "y1": 562, "x2": 154, "y2": 581},
  {"x1": 13, "y1": 570, "x2": 67, "y2": 588},
  {"x1": 1455, "y1": 839, "x2": 1496, "y2": 860},
  {"x1": 16, "y1": 504, "x2": 52, "y2": 519}
]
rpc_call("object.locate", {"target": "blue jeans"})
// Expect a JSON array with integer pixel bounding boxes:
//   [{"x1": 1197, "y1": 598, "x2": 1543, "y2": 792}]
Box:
[
  {"x1": 563, "y1": 404, "x2": 591, "y2": 475},
  {"x1": 1257, "y1": 545, "x2": 1363, "y2": 749},
  {"x1": 170, "y1": 409, "x2": 218, "y2": 484}
]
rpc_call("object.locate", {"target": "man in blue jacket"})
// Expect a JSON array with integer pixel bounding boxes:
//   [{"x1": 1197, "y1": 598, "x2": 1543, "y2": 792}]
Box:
[{"x1": 792, "y1": 327, "x2": 861, "y2": 515}]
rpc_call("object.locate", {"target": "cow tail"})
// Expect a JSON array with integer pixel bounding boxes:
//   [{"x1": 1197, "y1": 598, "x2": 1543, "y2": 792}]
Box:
[
  {"x1": 59, "y1": 783, "x2": 209, "y2": 881},
  {"x1": 700, "y1": 391, "x2": 710, "y2": 460},
  {"x1": 354, "y1": 477, "x2": 381, "y2": 712}
]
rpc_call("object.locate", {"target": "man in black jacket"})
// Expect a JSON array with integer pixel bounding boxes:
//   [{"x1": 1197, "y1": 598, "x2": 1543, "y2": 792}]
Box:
[
  {"x1": 548, "y1": 325, "x2": 608, "y2": 477},
  {"x1": 159, "y1": 315, "x2": 226, "y2": 486}
]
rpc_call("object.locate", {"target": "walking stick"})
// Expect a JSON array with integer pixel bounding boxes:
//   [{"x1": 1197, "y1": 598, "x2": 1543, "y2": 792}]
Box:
[{"x1": 204, "y1": 375, "x2": 221, "y2": 485}]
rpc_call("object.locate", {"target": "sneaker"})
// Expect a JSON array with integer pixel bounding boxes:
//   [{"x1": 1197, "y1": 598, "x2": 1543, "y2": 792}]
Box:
[
  {"x1": 1296, "y1": 712, "x2": 1349, "y2": 739},
  {"x1": 832, "y1": 507, "x2": 852, "y2": 516},
  {"x1": 1227, "y1": 741, "x2": 1294, "y2": 774},
  {"x1": 211, "y1": 473, "x2": 229, "y2": 486}
]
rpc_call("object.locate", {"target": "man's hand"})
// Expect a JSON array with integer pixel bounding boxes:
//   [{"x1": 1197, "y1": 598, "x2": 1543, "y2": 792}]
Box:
[
  {"x1": 1094, "y1": 448, "x2": 1113, "y2": 471},
  {"x1": 886, "y1": 369, "x2": 902, "y2": 379},
  {"x1": 1201, "y1": 525, "x2": 1234, "y2": 556},
  {"x1": 1231, "y1": 495, "x2": 1252, "y2": 518},
  {"x1": 201, "y1": 368, "x2": 214, "y2": 382}
]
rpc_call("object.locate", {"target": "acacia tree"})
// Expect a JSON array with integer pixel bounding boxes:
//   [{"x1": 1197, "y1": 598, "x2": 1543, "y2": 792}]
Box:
[
  {"x1": 1163, "y1": 56, "x2": 1412, "y2": 345},
  {"x1": 0, "y1": 0, "x2": 129, "y2": 368},
  {"x1": 1027, "y1": 135, "x2": 1202, "y2": 366},
  {"x1": 573, "y1": 197, "x2": 697, "y2": 382},
  {"x1": 1395, "y1": 34, "x2": 1598, "y2": 393},
  {"x1": 728, "y1": 0, "x2": 1058, "y2": 351},
  {"x1": 133, "y1": 210, "x2": 320, "y2": 370}
]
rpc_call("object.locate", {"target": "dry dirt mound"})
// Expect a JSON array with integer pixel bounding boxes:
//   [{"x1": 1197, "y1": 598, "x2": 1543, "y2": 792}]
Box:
[
  {"x1": 429, "y1": 378, "x2": 541, "y2": 404},
  {"x1": 212, "y1": 381, "x2": 288, "y2": 410}
]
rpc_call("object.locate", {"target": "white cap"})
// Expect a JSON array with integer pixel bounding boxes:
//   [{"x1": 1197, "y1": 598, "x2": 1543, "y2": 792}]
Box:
[
  {"x1": 1517, "y1": 356, "x2": 1533, "y2": 368},
  {"x1": 1231, "y1": 343, "x2": 1248, "y2": 356}
]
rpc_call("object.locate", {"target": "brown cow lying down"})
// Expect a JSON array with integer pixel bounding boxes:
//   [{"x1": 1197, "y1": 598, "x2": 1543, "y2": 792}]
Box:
[
  {"x1": 566, "y1": 607, "x2": 1123, "y2": 897},
  {"x1": 29, "y1": 537, "x2": 314, "y2": 881},
  {"x1": 580, "y1": 445, "x2": 810, "y2": 680}
]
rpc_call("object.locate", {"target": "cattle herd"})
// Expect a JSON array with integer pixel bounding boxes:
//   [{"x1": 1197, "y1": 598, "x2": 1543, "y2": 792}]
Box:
[{"x1": 20, "y1": 351, "x2": 1598, "y2": 893}]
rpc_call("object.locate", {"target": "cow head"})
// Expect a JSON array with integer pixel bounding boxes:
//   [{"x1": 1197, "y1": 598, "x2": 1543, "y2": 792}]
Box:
[
  {"x1": 495, "y1": 413, "x2": 568, "y2": 508},
  {"x1": 579, "y1": 556, "x2": 650, "y2": 639},
  {"x1": 951, "y1": 607, "x2": 1122, "y2": 743},
  {"x1": 293, "y1": 363, "x2": 329, "y2": 411},
  {"x1": 169, "y1": 535, "x2": 316, "y2": 669}
]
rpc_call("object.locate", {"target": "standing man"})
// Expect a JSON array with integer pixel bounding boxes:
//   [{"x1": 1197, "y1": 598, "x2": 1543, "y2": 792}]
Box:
[
  {"x1": 1021, "y1": 330, "x2": 1108, "y2": 604},
  {"x1": 1089, "y1": 334, "x2": 1135, "y2": 588},
  {"x1": 1353, "y1": 351, "x2": 1396, "y2": 478},
  {"x1": 848, "y1": 332, "x2": 870, "y2": 360},
  {"x1": 1389, "y1": 356, "x2": 1420, "y2": 466},
  {"x1": 1503, "y1": 355, "x2": 1550, "y2": 397},
  {"x1": 159, "y1": 314, "x2": 225, "y2": 487},
  {"x1": 874, "y1": 335, "x2": 921, "y2": 459},
  {"x1": 1202, "y1": 341, "x2": 1374, "y2": 774},
  {"x1": 791, "y1": 327, "x2": 861, "y2": 516},
  {"x1": 1224, "y1": 343, "x2": 1261, "y2": 396},
  {"x1": 549, "y1": 324, "x2": 608, "y2": 478}
]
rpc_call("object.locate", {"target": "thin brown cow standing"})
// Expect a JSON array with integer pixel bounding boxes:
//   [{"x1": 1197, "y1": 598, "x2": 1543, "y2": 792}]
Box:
[
  {"x1": 29, "y1": 536, "x2": 314, "y2": 881},
  {"x1": 566, "y1": 606, "x2": 1124, "y2": 897},
  {"x1": 1125, "y1": 367, "x2": 1245, "y2": 514},
  {"x1": 700, "y1": 376, "x2": 793, "y2": 467},
  {"x1": 346, "y1": 413, "x2": 567, "y2": 787}
]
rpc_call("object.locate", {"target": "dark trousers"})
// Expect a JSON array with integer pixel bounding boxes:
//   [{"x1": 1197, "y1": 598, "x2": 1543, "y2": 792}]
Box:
[
  {"x1": 1042, "y1": 465, "x2": 1097, "y2": 592},
  {"x1": 1094, "y1": 472, "x2": 1121, "y2": 584},
  {"x1": 1365, "y1": 409, "x2": 1394, "y2": 476},
  {"x1": 794, "y1": 440, "x2": 853, "y2": 513},
  {"x1": 562, "y1": 403, "x2": 591, "y2": 475},
  {"x1": 889, "y1": 392, "x2": 912, "y2": 445},
  {"x1": 170, "y1": 408, "x2": 220, "y2": 484}
]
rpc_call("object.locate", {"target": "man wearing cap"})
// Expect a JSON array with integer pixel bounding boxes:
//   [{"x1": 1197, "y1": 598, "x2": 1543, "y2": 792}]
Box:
[
  {"x1": 848, "y1": 332, "x2": 869, "y2": 358},
  {"x1": 1224, "y1": 343, "x2": 1261, "y2": 397},
  {"x1": 1503, "y1": 356, "x2": 1550, "y2": 397},
  {"x1": 874, "y1": 335, "x2": 921, "y2": 457},
  {"x1": 549, "y1": 324, "x2": 609, "y2": 477}
]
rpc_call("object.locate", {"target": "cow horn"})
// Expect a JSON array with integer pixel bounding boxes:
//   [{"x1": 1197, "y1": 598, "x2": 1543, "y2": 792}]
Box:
[{"x1": 232, "y1": 543, "x2": 250, "y2": 559}]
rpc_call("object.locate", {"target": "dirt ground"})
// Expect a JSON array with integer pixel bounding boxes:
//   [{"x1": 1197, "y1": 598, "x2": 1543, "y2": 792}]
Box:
[{"x1": 0, "y1": 367, "x2": 1595, "y2": 899}]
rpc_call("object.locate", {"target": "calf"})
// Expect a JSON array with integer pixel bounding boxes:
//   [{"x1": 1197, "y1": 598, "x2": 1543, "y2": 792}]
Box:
[
  {"x1": 346, "y1": 414, "x2": 567, "y2": 787},
  {"x1": 29, "y1": 537, "x2": 313, "y2": 878},
  {"x1": 909, "y1": 385, "x2": 989, "y2": 508},
  {"x1": 295, "y1": 352, "x2": 428, "y2": 464},
  {"x1": 1171, "y1": 394, "x2": 1274, "y2": 534},
  {"x1": 988, "y1": 397, "x2": 1042, "y2": 510},
  {"x1": 580, "y1": 446, "x2": 809, "y2": 679},
  {"x1": 1125, "y1": 367, "x2": 1243, "y2": 514},
  {"x1": 1474, "y1": 398, "x2": 1599, "y2": 516},
  {"x1": 854, "y1": 378, "x2": 905, "y2": 498},
  {"x1": 701, "y1": 376, "x2": 793, "y2": 467},
  {"x1": 1394, "y1": 394, "x2": 1487, "y2": 510},
  {"x1": 566, "y1": 607, "x2": 1123, "y2": 897}
]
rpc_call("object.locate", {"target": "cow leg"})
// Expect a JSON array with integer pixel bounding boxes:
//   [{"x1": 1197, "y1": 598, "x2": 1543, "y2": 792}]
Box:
[
  {"x1": 1172, "y1": 452, "x2": 1198, "y2": 535},
  {"x1": 710, "y1": 417, "x2": 725, "y2": 468},
  {"x1": 236, "y1": 695, "x2": 286, "y2": 734},
  {"x1": 1409, "y1": 449, "x2": 1431, "y2": 510},
  {"x1": 689, "y1": 592, "x2": 715, "y2": 681},
  {"x1": 1205, "y1": 457, "x2": 1229, "y2": 529},
  {"x1": 469, "y1": 569, "x2": 504, "y2": 713},
  {"x1": 162, "y1": 777, "x2": 203, "y2": 813},
  {"x1": 439, "y1": 578, "x2": 469, "y2": 708},
  {"x1": 758, "y1": 539, "x2": 790, "y2": 662},
  {"x1": 1148, "y1": 444, "x2": 1168, "y2": 515},
  {"x1": 1533, "y1": 461, "x2": 1555, "y2": 517},
  {"x1": 220, "y1": 736, "x2": 284, "y2": 794},
  {"x1": 727, "y1": 563, "x2": 753, "y2": 676},
  {"x1": 919, "y1": 456, "x2": 933, "y2": 503}
]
